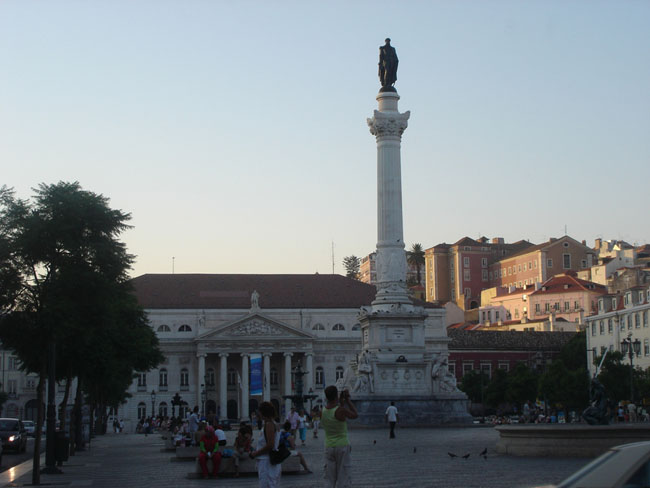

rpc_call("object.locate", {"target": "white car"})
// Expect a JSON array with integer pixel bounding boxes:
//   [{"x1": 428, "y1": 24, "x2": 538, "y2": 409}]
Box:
[
  {"x1": 23, "y1": 420, "x2": 35, "y2": 436},
  {"x1": 539, "y1": 441, "x2": 650, "y2": 488}
]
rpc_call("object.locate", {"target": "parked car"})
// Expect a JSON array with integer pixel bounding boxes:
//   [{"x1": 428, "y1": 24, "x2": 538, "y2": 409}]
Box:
[
  {"x1": 0, "y1": 418, "x2": 27, "y2": 453},
  {"x1": 538, "y1": 441, "x2": 650, "y2": 488},
  {"x1": 22, "y1": 420, "x2": 35, "y2": 437}
]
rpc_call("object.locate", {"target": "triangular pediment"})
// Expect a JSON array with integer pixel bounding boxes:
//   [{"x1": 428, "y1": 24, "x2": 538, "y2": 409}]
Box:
[{"x1": 196, "y1": 313, "x2": 314, "y2": 342}]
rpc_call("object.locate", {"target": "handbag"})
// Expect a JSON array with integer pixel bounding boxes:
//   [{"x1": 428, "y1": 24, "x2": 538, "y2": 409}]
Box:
[{"x1": 264, "y1": 424, "x2": 291, "y2": 465}]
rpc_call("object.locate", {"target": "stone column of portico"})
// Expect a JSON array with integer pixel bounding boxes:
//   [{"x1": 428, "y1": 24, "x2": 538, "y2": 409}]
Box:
[
  {"x1": 305, "y1": 353, "x2": 314, "y2": 394},
  {"x1": 367, "y1": 91, "x2": 411, "y2": 307},
  {"x1": 197, "y1": 353, "x2": 206, "y2": 411},
  {"x1": 219, "y1": 353, "x2": 228, "y2": 420},
  {"x1": 263, "y1": 353, "x2": 271, "y2": 402},
  {"x1": 241, "y1": 353, "x2": 249, "y2": 422},
  {"x1": 284, "y1": 352, "x2": 293, "y2": 414}
]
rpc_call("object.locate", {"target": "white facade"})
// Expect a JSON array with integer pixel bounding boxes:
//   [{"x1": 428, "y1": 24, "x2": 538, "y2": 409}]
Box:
[{"x1": 585, "y1": 286, "x2": 650, "y2": 377}]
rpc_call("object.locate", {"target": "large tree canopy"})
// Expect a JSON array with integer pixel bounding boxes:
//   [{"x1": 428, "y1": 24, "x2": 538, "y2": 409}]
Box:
[{"x1": 0, "y1": 181, "x2": 163, "y2": 406}]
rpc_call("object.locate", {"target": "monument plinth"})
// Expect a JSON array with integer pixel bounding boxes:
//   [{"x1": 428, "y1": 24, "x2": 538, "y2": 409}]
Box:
[{"x1": 341, "y1": 40, "x2": 471, "y2": 425}]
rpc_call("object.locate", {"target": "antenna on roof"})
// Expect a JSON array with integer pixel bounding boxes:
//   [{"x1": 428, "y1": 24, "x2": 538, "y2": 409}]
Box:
[
  {"x1": 331, "y1": 241, "x2": 335, "y2": 274},
  {"x1": 564, "y1": 225, "x2": 568, "y2": 236},
  {"x1": 172, "y1": 256, "x2": 175, "y2": 274}
]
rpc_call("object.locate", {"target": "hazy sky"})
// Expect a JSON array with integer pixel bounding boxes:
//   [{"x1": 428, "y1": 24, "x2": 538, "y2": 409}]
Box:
[{"x1": 2, "y1": 1, "x2": 649, "y2": 277}]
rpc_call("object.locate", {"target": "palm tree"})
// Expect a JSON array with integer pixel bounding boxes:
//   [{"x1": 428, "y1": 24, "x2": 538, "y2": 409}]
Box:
[{"x1": 407, "y1": 243, "x2": 425, "y2": 285}]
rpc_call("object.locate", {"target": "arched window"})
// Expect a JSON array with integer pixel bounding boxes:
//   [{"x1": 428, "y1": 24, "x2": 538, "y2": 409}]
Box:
[
  {"x1": 351, "y1": 324, "x2": 361, "y2": 331},
  {"x1": 315, "y1": 367, "x2": 324, "y2": 387},
  {"x1": 158, "y1": 402, "x2": 168, "y2": 418},
  {"x1": 333, "y1": 324, "x2": 345, "y2": 331},
  {"x1": 180, "y1": 368, "x2": 189, "y2": 388},
  {"x1": 137, "y1": 402, "x2": 146, "y2": 419},
  {"x1": 206, "y1": 368, "x2": 215, "y2": 389},
  {"x1": 335, "y1": 366, "x2": 344, "y2": 381},
  {"x1": 179, "y1": 324, "x2": 192, "y2": 332},
  {"x1": 227, "y1": 368, "x2": 237, "y2": 386},
  {"x1": 270, "y1": 367, "x2": 278, "y2": 386},
  {"x1": 157, "y1": 324, "x2": 171, "y2": 332},
  {"x1": 312, "y1": 323, "x2": 325, "y2": 331}
]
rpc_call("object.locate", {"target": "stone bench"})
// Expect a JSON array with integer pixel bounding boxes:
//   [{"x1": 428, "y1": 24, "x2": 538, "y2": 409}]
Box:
[
  {"x1": 187, "y1": 453, "x2": 303, "y2": 478},
  {"x1": 174, "y1": 446, "x2": 200, "y2": 460}
]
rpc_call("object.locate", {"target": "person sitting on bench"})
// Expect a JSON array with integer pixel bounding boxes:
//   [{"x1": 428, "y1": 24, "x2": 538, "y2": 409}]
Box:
[{"x1": 198, "y1": 426, "x2": 222, "y2": 479}]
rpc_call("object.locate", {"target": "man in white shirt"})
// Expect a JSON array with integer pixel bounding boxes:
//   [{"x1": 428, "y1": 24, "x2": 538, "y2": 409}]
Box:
[{"x1": 385, "y1": 401, "x2": 399, "y2": 439}]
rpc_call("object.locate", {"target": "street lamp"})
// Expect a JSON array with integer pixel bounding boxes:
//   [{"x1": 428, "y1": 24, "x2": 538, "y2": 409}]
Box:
[
  {"x1": 621, "y1": 334, "x2": 641, "y2": 402},
  {"x1": 151, "y1": 389, "x2": 156, "y2": 418},
  {"x1": 200, "y1": 384, "x2": 206, "y2": 417}
]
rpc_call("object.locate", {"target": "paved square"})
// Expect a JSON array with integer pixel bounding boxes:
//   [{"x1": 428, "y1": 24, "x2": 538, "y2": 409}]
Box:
[{"x1": 14, "y1": 427, "x2": 591, "y2": 488}]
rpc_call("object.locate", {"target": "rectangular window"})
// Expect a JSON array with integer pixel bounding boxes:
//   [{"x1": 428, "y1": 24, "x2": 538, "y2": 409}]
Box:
[
  {"x1": 599, "y1": 321, "x2": 604, "y2": 334},
  {"x1": 7, "y1": 357, "x2": 18, "y2": 371},
  {"x1": 554, "y1": 302, "x2": 560, "y2": 311},
  {"x1": 481, "y1": 258, "x2": 488, "y2": 268},
  {"x1": 612, "y1": 298, "x2": 617, "y2": 309},
  {"x1": 523, "y1": 263, "x2": 527, "y2": 271},
  {"x1": 600, "y1": 346, "x2": 607, "y2": 355},
  {"x1": 462, "y1": 363, "x2": 474, "y2": 376},
  {"x1": 464, "y1": 287, "x2": 471, "y2": 298},
  {"x1": 547, "y1": 259, "x2": 553, "y2": 268},
  {"x1": 535, "y1": 303, "x2": 541, "y2": 314},
  {"x1": 644, "y1": 311, "x2": 648, "y2": 327},
  {"x1": 137, "y1": 373, "x2": 147, "y2": 387},
  {"x1": 635, "y1": 314, "x2": 640, "y2": 328},
  {"x1": 464, "y1": 269, "x2": 471, "y2": 281},
  {"x1": 625, "y1": 293, "x2": 630, "y2": 306},
  {"x1": 480, "y1": 363, "x2": 492, "y2": 379},
  {"x1": 581, "y1": 259, "x2": 587, "y2": 268},
  {"x1": 563, "y1": 254, "x2": 571, "y2": 269},
  {"x1": 574, "y1": 301, "x2": 580, "y2": 311},
  {"x1": 448, "y1": 362, "x2": 456, "y2": 375},
  {"x1": 545, "y1": 303, "x2": 550, "y2": 313},
  {"x1": 591, "y1": 323, "x2": 596, "y2": 336},
  {"x1": 608, "y1": 319, "x2": 613, "y2": 333},
  {"x1": 489, "y1": 271, "x2": 493, "y2": 281},
  {"x1": 463, "y1": 257, "x2": 470, "y2": 267},
  {"x1": 645, "y1": 339, "x2": 650, "y2": 357},
  {"x1": 498, "y1": 362, "x2": 509, "y2": 372},
  {"x1": 482, "y1": 269, "x2": 488, "y2": 282},
  {"x1": 564, "y1": 301, "x2": 570, "y2": 312},
  {"x1": 533, "y1": 260, "x2": 537, "y2": 269},
  {"x1": 8, "y1": 379, "x2": 17, "y2": 394},
  {"x1": 515, "y1": 308, "x2": 519, "y2": 318},
  {"x1": 518, "y1": 265, "x2": 522, "y2": 273}
]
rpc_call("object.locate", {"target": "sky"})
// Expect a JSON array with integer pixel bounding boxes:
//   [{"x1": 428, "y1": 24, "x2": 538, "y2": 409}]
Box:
[{"x1": 1, "y1": 0, "x2": 649, "y2": 278}]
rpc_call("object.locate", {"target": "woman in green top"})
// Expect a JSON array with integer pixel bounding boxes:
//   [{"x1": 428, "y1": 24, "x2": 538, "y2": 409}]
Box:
[{"x1": 321, "y1": 386, "x2": 358, "y2": 487}]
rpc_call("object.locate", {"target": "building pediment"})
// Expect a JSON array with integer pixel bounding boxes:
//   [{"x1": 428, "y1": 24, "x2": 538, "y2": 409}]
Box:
[{"x1": 196, "y1": 313, "x2": 314, "y2": 342}]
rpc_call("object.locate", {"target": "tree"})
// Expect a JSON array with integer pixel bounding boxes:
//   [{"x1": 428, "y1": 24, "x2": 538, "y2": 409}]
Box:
[
  {"x1": 342, "y1": 255, "x2": 361, "y2": 280},
  {"x1": 459, "y1": 370, "x2": 489, "y2": 403},
  {"x1": 596, "y1": 351, "x2": 630, "y2": 404},
  {"x1": 506, "y1": 362, "x2": 539, "y2": 409},
  {"x1": 0, "y1": 182, "x2": 163, "y2": 483},
  {"x1": 407, "y1": 243, "x2": 425, "y2": 285}
]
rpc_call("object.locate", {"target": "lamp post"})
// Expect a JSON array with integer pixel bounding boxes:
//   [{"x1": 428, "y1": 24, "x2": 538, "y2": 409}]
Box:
[
  {"x1": 200, "y1": 384, "x2": 206, "y2": 417},
  {"x1": 151, "y1": 389, "x2": 156, "y2": 418},
  {"x1": 621, "y1": 334, "x2": 641, "y2": 402}
]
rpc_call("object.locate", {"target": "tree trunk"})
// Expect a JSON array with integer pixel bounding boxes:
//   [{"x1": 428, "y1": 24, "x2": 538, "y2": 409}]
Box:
[
  {"x1": 58, "y1": 375, "x2": 72, "y2": 434},
  {"x1": 32, "y1": 372, "x2": 45, "y2": 485},
  {"x1": 73, "y1": 379, "x2": 84, "y2": 451}
]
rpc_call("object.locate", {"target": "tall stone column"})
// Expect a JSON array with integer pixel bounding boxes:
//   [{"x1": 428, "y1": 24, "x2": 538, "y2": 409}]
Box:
[
  {"x1": 219, "y1": 353, "x2": 228, "y2": 420},
  {"x1": 263, "y1": 353, "x2": 271, "y2": 402},
  {"x1": 305, "y1": 353, "x2": 314, "y2": 394},
  {"x1": 241, "y1": 353, "x2": 249, "y2": 422},
  {"x1": 197, "y1": 353, "x2": 206, "y2": 411},
  {"x1": 284, "y1": 352, "x2": 293, "y2": 415},
  {"x1": 367, "y1": 92, "x2": 411, "y2": 307}
]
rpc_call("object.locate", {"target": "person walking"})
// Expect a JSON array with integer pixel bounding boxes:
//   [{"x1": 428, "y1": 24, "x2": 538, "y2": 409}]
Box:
[
  {"x1": 311, "y1": 406, "x2": 320, "y2": 439},
  {"x1": 250, "y1": 401, "x2": 282, "y2": 488},
  {"x1": 321, "y1": 385, "x2": 358, "y2": 488},
  {"x1": 385, "y1": 401, "x2": 399, "y2": 439}
]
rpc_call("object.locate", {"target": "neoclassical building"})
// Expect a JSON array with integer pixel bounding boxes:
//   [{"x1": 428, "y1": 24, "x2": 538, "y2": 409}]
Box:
[{"x1": 122, "y1": 273, "x2": 443, "y2": 429}]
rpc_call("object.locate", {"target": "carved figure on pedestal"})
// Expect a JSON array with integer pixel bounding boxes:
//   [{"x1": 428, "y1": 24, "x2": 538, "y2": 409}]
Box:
[
  {"x1": 353, "y1": 351, "x2": 375, "y2": 393},
  {"x1": 582, "y1": 378, "x2": 609, "y2": 425},
  {"x1": 431, "y1": 354, "x2": 458, "y2": 393}
]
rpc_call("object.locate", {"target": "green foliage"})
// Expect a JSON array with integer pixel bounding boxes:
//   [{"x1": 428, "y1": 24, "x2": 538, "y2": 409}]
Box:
[
  {"x1": 459, "y1": 370, "x2": 488, "y2": 403},
  {"x1": 558, "y1": 331, "x2": 587, "y2": 370},
  {"x1": 596, "y1": 351, "x2": 630, "y2": 403},
  {"x1": 538, "y1": 360, "x2": 589, "y2": 410},
  {"x1": 506, "y1": 362, "x2": 539, "y2": 408},
  {"x1": 484, "y1": 368, "x2": 509, "y2": 408},
  {"x1": 407, "y1": 243, "x2": 425, "y2": 285},
  {"x1": 342, "y1": 255, "x2": 361, "y2": 280}
]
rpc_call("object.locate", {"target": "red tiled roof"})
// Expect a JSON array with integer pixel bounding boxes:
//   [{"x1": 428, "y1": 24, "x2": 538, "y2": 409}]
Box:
[
  {"x1": 529, "y1": 273, "x2": 606, "y2": 296},
  {"x1": 130, "y1": 274, "x2": 438, "y2": 310}
]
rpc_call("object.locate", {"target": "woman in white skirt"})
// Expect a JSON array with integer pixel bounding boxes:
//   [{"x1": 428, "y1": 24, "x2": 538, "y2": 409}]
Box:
[{"x1": 249, "y1": 402, "x2": 282, "y2": 488}]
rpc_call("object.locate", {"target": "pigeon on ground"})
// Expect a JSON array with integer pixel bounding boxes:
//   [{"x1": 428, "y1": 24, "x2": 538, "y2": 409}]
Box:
[
  {"x1": 373, "y1": 440, "x2": 376, "y2": 445},
  {"x1": 447, "y1": 452, "x2": 458, "y2": 458},
  {"x1": 479, "y1": 448, "x2": 487, "y2": 456},
  {"x1": 413, "y1": 447, "x2": 417, "y2": 454},
  {"x1": 462, "y1": 453, "x2": 470, "y2": 459}
]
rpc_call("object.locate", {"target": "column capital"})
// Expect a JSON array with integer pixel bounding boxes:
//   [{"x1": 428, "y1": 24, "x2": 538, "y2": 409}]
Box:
[
  {"x1": 283, "y1": 352, "x2": 293, "y2": 358},
  {"x1": 305, "y1": 352, "x2": 314, "y2": 357},
  {"x1": 262, "y1": 352, "x2": 272, "y2": 358},
  {"x1": 219, "y1": 352, "x2": 229, "y2": 358},
  {"x1": 240, "y1": 352, "x2": 249, "y2": 358},
  {"x1": 197, "y1": 353, "x2": 207, "y2": 359}
]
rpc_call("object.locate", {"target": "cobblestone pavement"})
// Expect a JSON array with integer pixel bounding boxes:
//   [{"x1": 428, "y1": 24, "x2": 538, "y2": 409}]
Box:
[{"x1": 6, "y1": 427, "x2": 592, "y2": 488}]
